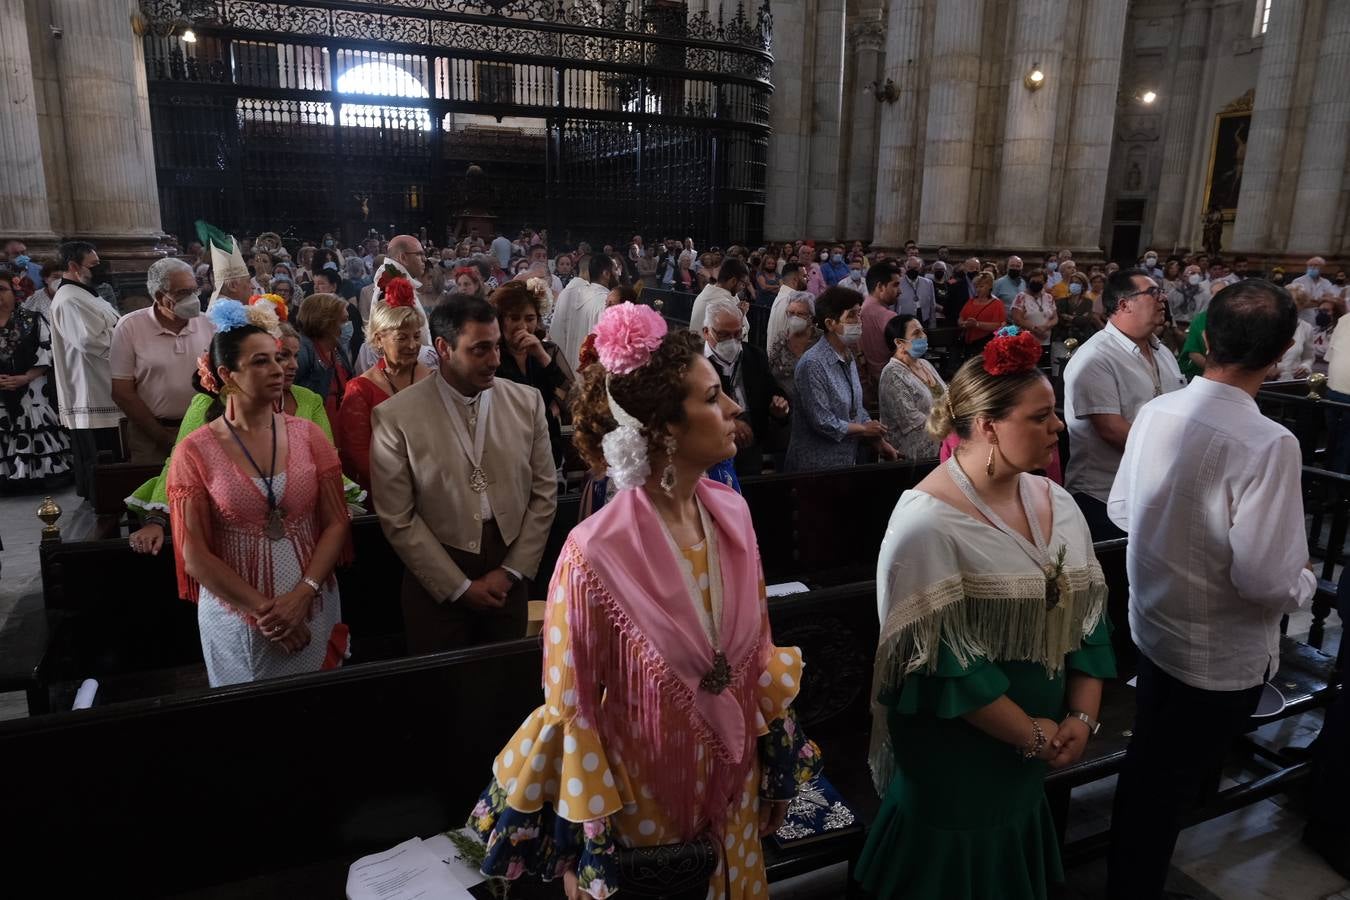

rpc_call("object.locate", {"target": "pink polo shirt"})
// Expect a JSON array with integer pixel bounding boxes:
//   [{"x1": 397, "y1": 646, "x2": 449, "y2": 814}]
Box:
[
  {"x1": 110, "y1": 307, "x2": 216, "y2": 419},
  {"x1": 859, "y1": 295, "x2": 897, "y2": 402}
]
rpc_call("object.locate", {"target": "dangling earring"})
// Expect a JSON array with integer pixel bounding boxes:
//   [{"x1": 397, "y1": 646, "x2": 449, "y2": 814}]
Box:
[
  {"x1": 985, "y1": 444, "x2": 996, "y2": 478},
  {"x1": 660, "y1": 435, "x2": 678, "y2": 497}
]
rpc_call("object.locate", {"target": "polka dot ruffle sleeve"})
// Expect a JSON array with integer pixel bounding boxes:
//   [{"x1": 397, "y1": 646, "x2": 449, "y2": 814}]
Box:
[{"x1": 467, "y1": 555, "x2": 626, "y2": 897}]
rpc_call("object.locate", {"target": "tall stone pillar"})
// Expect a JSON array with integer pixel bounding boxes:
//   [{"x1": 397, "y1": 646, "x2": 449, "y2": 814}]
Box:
[
  {"x1": 917, "y1": 0, "x2": 985, "y2": 248},
  {"x1": 50, "y1": 0, "x2": 169, "y2": 265},
  {"x1": 1150, "y1": 0, "x2": 1211, "y2": 252},
  {"x1": 871, "y1": 0, "x2": 925, "y2": 251},
  {"x1": 1055, "y1": 0, "x2": 1127, "y2": 252},
  {"x1": 805, "y1": 0, "x2": 846, "y2": 238},
  {"x1": 764, "y1": 0, "x2": 810, "y2": 240},
  {"x1": 992, "y1": 0, "x2": 1069, "y2": 250},
  {"x1": 1231, "y1": 0, "x2": 1306, "y2": 252},
  {"x1": 1286, "y1": 0, "x2": 1350, "y2": 254},
  {"x1": 843, "y1": 15, "x2": 885, "y2": 241},
  {"x1": 0, "y1": 0, "x2": 56, "y2": 242}
]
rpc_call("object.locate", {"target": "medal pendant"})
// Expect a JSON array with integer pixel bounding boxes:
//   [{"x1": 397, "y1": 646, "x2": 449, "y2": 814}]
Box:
[
  {"x1": 469, "y1": 466, "x2": 488, "y2": 493},
  {"x1": 266, "y1": 508, "x2": 286, "y2": 540},
  {"x1": 699, "y1": 651, "x2": 732, "y2": 694}
]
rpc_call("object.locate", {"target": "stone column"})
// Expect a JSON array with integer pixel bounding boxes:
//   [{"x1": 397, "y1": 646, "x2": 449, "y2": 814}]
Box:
[
  {"x1": 1150, "y1": 0, "x2": 1211, "y2": 252},
  {"x1": 917, "y1": 0, "x2": 985, "y2": 248},
  {"x1": 764, "y1": 0, "x2": 810, "y2": 240},
  {"x1": 805, "y1": 0, "x2": 846, "y2": 238},
  {"x1": 50, "y1": 0, "x2": 167, "y2": 251},
  {"x1": 1286, "y1": 0, "x2": 1350, "y2": 254},
  {"x1": 871, "y1": 0, "x2": 925, "y2": 251},
  {"x1": 992, "y1": 0, "x2": 1069, "y2": 250},
  {"x1": 0, "y1": 0, "x2": 56, "y2": 242},
  {"x1": 843, "y1": 16, "x2": 885, "y2": 241},
  {"x1": 1055, "y1": 0, "x2": 1127, "y2": 252},
  {"x1": 1231, "y1": 0, "x2": 1306, "y2": 252}
]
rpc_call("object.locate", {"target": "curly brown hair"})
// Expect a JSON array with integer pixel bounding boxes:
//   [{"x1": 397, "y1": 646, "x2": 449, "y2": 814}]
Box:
[{"x1": 571, "y1": 330, "x2": 703, "y2": 473}]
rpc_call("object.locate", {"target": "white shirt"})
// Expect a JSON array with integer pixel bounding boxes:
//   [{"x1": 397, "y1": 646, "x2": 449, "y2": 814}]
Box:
[
  {"x1": 1107, "y1": 377, "x2": 1315, "y2": 690},
  {"x1": 550, "y1": 280, "x2": 607, "y2": 371},
  {"x1": 1011, "y1": 291, "x2": 1056, "y2": 345},
  {"x1": 689, "y1": 283, "x2": 735, "y2": 335},
  {"x1": 48, "y1": 281, "x2": 124, "y2": 430},
  {"x1": 1326, "y1": 321, "x2": 1350, "y2": 393},
  {"x1": 1289, "y1": 273, "x2": 1341, "y2": 323},
  {"x1": 766, "y1": 284, "x2": 798, "y2": 353},
  {"x1": 1063, "y1": 322, "x2": 1187, "y2": 502},
  {"x1": 1275, "y1": 319, "x2": 1315, "y2": 380}
]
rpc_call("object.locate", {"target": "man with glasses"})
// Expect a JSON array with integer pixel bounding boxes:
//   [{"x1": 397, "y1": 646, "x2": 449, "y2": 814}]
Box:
[
  {"x1": 1062, "y1": 269, "x2": 1186, "y2": 540},
  {"x1": 110, "y1": 257, "x2": 216, "y2": 465}
]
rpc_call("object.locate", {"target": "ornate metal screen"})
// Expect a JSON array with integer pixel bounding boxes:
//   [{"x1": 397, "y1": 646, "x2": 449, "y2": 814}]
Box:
[{"x1": 140, "y1": 0, "x2": 772, "y2": 247}]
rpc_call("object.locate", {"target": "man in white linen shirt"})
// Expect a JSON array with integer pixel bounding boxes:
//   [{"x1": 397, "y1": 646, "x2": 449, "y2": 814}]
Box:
[
  {"x1": 548, "y1": 253, "x2": 613, "y2": 371},
  {"x1": 1062, "y1": 268, "x2": 1186, "y2": 540},
  {"x1": 688, "y1": 257, "x2": 749, "y2": 338},
  {"x1": 1104, "y1": 279, "x2": 1315, "y2": 900},
  {"x1": 1290, "y1": 255, "x2": 1340, "y2": 323}
]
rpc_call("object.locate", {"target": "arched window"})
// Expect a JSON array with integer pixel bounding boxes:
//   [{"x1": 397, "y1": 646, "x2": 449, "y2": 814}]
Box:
[
  {"x1": 1253, "y1": 0, "x2": 1272, "y2": 36},
  {"x1": 336, "y1": 61, "x2": 431, "y2": 130}
]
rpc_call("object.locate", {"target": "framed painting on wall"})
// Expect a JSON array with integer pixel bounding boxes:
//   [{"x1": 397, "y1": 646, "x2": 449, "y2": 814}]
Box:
[{"x1": 1203, "y1": 90, "x2": 1255, "y2": 216}]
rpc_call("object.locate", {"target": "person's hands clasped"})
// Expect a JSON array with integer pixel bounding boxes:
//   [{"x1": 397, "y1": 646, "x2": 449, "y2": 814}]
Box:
[
  {"x1": 256, "y1": 587, "x2": 314, "y2": 647},
  {"x1": 859, "y1": 420, "x2": 888, "y2": 441},
  {"x1": 1027, "y1": 717, "x2": 1063, "y2": 762},
  {"x1": 877, "y1": 439, "x2": 900, "y2": 462},
  {"x1": 758, "y1": 798, "x2": 790, "y2": 837},
  {"x1": 462, "y1": 569, "x2": 514, "y2": 610},
  {"x1": 1047, "y1": 716, "x2": 1091, "y2": 769},
  {"x1": 769, "y1": 395, "x2": 790, "y2": 418},
  {"x1": 128, "y1": 523, "x2": 165, "y2": 556}
]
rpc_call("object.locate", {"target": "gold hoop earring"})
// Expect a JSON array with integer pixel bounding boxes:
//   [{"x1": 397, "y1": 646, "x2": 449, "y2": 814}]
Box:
[{"x1": 985, "y1": 445, "x2": 996, "y2": 478}]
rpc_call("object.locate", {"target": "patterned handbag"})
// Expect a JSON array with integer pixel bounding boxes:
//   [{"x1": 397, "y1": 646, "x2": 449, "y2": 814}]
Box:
[{"x1": 614, "y1": 834, "x2": 719, "y2": 900}]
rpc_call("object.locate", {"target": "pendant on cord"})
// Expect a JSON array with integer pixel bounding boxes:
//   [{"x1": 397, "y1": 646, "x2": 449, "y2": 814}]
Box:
[
  {"x1": 266, "y1": 507, "x2": 286, "y2": 540},
  {"x1": 469, "y1": 466, "x2": 489, "y2": 493},
  {"x1": 699, "y1": 651, "x2": 732, "y2": 694}
]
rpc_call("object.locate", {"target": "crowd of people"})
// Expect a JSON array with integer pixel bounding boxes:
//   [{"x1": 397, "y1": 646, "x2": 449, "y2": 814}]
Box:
[{"x1": 1, "y1": 227, "x2": 1347, "y2": 898}]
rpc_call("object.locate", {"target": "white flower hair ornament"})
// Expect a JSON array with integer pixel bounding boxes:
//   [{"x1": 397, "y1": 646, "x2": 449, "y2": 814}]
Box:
[{"x1": 591, "y1": 302, "x2": 669, "y2": 493}]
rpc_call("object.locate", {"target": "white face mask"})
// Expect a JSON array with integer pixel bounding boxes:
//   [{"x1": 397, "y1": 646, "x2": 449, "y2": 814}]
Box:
[
  {"x1": 1188, "y1": 273, "x2": 1202, "y2": 286},
  {"x1": 787, "y1": 315, "x2": 810, "y2": 334},
  {"x1": 841, "y1": 323, "x2": 863, "y2": 345},
  {"x1": 712, "y1": 338, "x2": 742, "y2": 364},
  {"x1": 172, "y1": 295, "x2": 202, "y2": 319},
  {"x1": 1145, "y1": 256, "x2": 1158, "y2": 267}
]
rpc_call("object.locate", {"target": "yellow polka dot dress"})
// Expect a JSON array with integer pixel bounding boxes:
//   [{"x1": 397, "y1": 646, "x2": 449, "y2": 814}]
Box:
[{"x1": 469, "y1": 541, "x2": 821, "y2": 900}]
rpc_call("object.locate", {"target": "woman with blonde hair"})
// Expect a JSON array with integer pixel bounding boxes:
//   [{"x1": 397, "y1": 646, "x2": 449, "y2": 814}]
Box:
[
  {"x1": 468, "y1": 303, "x2": 819, "y2": 899},
  {"x1": 336, "y1": 278, "x2": 432, "y2": 497},
  {"x1": 857, "y1": 326, "x2": 1114, "y2": 900},
  {"x1": 294, "y1": 292, "x2": 354, "y2": 420}
]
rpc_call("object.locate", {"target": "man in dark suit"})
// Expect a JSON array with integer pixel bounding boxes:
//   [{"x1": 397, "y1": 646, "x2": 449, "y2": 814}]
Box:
[
  {"x1": 701, "y1": 295, "x2": 789, "y2": 475},
  {"x1": 944, "y1": 256, "x2": 983, "y2": 321}
]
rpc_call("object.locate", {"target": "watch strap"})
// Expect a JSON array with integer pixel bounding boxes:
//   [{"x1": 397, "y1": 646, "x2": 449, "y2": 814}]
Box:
[{"x1": 1069, "y1": 710, "x2": 1101, "y2": 735}]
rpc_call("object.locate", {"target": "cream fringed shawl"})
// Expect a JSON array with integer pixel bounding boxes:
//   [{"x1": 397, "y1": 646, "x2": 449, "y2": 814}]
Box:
[{"x1": 868, "y1": 482, "x2": 1106, "y2": 794}]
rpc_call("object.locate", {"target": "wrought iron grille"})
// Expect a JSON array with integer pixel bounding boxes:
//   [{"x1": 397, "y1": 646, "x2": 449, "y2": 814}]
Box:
[{"x1": 141, "y1": 0, "x2": 772, "y2": 247}]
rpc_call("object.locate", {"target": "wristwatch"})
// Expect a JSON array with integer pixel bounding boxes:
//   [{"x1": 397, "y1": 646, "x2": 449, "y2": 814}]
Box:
[{"x1": 1068, "y1": 710, "x2": 1101, "y2": 735}]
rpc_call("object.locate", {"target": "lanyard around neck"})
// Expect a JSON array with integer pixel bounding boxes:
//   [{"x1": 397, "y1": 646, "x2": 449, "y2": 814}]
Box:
[{"x1": 224, "y1": 414, "x2": 279, "y2": 513}]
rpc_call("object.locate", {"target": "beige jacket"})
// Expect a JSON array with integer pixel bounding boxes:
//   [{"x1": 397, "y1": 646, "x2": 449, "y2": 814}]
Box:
[{"x1": 370, "y1": 374, "x2": 558, "y2": 602}]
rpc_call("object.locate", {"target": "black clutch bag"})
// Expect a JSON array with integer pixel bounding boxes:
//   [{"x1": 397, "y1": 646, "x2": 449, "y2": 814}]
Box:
[{"x1": 613, "y1": 834, "x2": 719, "y2": 900}]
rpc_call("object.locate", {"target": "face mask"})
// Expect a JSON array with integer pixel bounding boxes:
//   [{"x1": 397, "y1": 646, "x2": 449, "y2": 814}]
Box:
[
  {"x1": 1069, "y1": 282, "x2": 1083, "y2": 295},
  {"x1": 1317, "y1": 311, "x2": 1333, "y2": 328},
  {"x1": 1308, "y1": 267, "x2": 1321, "y2": 279},
  {"x1": 1188, "y1": 273, "x2": 1202, "y2": 286},
  {"x1": 339, "y1": 321, "x2": 354, "y2": 345},
  {"x1": 1144, "y1": 256, "x2": 1157, "y2": 267},
  {"x1": 13, "y1": 255, "x2": 30, "y2": 269},
  {"x1": 849, "y1": 270, "x2": 861, "y2": 280},
  {"x1": 906, "y1": 269, "x2": 920, "y2": 280},
  {"x1": 787, "y1": 315, "x2": 810, "y2": 334},
  {"x1": 841, "y1": 323, "x2": 862, "y2": 345},
  {"x1": 172, "y1": 296, "x2": 201, "y2": 319},
  {"x1": 1008, "y1": 268, "x2": 1022, "y2": 281},
  {"x1": 1046, "y1": 261, "x2": 1058, "y2": 272},
  {"x1": 831, "y1": 253, "x2": 843, "y2": 264},
  {"x1": 712, "y1": 338, "x2": 742, "y2": 363},
  {"x1": 440, "y1": 259, "x2": 454, "y2": 268},
  {"x1": 324, "y1": 239, "x2": 334, "y2": 248},
  {"x1": 907, "y1": 337, "x2": 929, "y2": 359},
  {"x1": 819, "y1": 252, "x2": 829, "y2": 262},
  {"x1": 1028, "y1": 280, "x2": 1044, "y2": 293}
]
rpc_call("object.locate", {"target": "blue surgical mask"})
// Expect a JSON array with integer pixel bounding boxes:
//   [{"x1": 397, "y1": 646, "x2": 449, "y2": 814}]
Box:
[
  {"x1": 831, "y1": 253, "x2": 843, "y2": 264},
  {"x1": 339, "y1": 321, "x2": 354, "y2": 345},
  {"x1": 1069, "y1": 282, "x2": 1083, "y2": 295},
  {"x1": 13, "y1": 254, "x2": 30, "y2": 269},
  {"x1": 1046, "y1": 261, "x2": 1058, "y2": 272},
  {"x1": 1309, "y1": 267, "x2": 1321, "y2": 279},
  {"x1": 908, "y1": 338, "x2": 929, "y2": 359}
]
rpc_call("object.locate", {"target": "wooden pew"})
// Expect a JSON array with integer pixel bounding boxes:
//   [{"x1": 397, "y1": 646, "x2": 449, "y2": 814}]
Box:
[{"x1": 91, "y1": 462, "x2": 163, "y2": 538}]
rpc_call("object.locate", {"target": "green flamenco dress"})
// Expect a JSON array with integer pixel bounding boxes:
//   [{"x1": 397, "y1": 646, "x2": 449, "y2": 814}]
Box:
[
  {"x1": 126, "y1": 385, "x2": 366, "y2": 518},
  {"x1": 856, "y1": 620, "x2": 1115, "y2": 900}
]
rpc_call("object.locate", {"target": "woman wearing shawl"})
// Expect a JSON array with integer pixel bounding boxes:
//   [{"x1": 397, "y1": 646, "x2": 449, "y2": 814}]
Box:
[
  {"x1": 166, "y1": 299, "x2": 352, "y2": 687},
  {"x1": 857, "y1": 327, "x2": 1115, "y2": 900},
  {"x1": 469, "y1": 304, "x2": 820, "y2": 899}
]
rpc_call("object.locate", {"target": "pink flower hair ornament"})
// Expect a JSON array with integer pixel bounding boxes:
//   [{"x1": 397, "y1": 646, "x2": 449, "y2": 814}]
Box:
[
  {"x1": 592, "y1": 302, "x2": 667, "y2": 375},
  {"x1": 196, "y1": 352, "x2": 219, "y2": 395}
]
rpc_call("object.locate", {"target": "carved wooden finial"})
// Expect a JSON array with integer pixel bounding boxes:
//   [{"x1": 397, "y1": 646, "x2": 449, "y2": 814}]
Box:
[{"x1": 37, "y1": 495, "x2": 62, "y2": 542}]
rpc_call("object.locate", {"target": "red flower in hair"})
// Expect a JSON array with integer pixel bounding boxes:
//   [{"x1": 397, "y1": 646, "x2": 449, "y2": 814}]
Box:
[
  {"x1": 384, "y1": 276, "x2": 415, "y2": 309},
  {"x1": 982, "y1": 328, "x2": 1043, "y2": 376},
  {"x1": 578, "y1": 333, "x2": 599, "y2": 371}
]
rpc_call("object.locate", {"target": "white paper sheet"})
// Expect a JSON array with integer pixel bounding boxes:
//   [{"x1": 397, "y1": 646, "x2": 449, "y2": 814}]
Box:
[
  {"x1": 766, "y1": 581, "x2": 810, "y2": 598},
  {"x1": 346, "y1": 837, "x2": 474, "y2": 900},
  {"x1": 421, "y1": 831, "x2": 487, "y2": 891}
]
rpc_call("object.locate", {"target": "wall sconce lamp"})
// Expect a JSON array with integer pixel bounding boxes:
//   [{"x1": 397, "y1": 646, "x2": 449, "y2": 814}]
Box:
[
  {"x1": 1024, "y1": 63, "x2": 1046, "y2": 91},
  {"x1": 866, "y1": 78, "x2": 899, "y2": 104},
  {"x1": 1138, "y1": 89, "x2": 1157, "y2": 104}
]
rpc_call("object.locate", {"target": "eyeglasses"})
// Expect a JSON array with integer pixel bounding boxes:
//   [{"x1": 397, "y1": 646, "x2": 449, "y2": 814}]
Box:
[{"x1": 1124, "y1": 286, "x2": 1164, "y2": 302}]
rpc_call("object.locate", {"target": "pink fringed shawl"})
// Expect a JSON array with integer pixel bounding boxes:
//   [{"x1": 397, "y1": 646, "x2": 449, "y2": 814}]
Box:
[{"x1": 563, "y1": 479, "x2": 769, "y2": 840}]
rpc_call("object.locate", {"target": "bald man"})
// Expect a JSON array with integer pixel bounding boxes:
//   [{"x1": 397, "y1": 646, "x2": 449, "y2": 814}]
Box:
[
  {"x1": 375, "y1": 234, "x2": 432, "y2": 346},
  {"x1": 1290, "y1": 255, "x2": 1342, "y2": 323},
  {"x1": 992, "y1": 255, "x2": 1025, "y2": 306}
]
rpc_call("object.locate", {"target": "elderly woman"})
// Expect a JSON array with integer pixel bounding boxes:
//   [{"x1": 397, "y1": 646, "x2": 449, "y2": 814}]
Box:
[
  {"x1": 768, "y1": 292, "x2": 819, "y2": 404},
  {"x1": 958, "y1": 271, "x2": 1006, "y2": 349},
  {"x1": 268, "y1": 274, "x2": 296, "y2": 307},
  {"x1": 337, "y1": 278, "x2": 432, "y2": 498},
  {"x1": 878, "y1": 314, "x2": 947, "y2": 462},
  {"x1": 295, "y1": 292, "x2": 354, "y2": 421},
  {"x1": 468, "y1": 303, "x2": 819, "y2": 899},
  {"x1": 858, "y1": 329, "x2": 1113, "y2": 900},
  {"x1": 0, "y1": 278, "x2": 71, "y2": 485},
  {"x1": 493, "y1": 281, "x2": 570, "y2": 467},
  {"x1": 1011, "y1": 269, "x2": 1057, "y2": 349}
]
